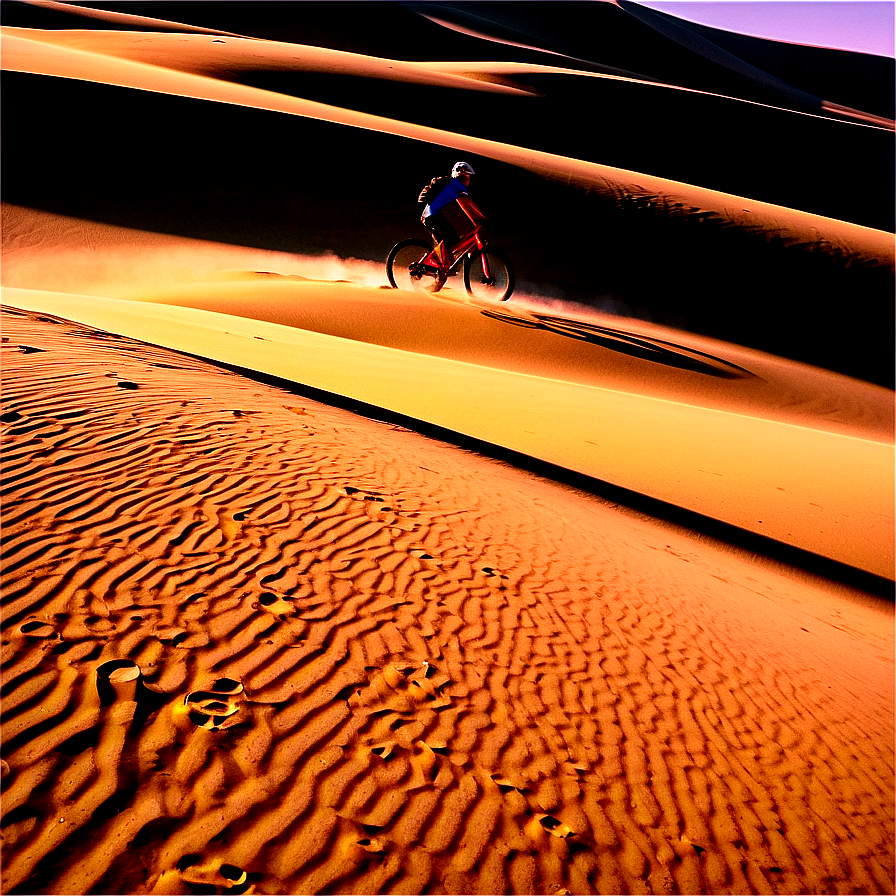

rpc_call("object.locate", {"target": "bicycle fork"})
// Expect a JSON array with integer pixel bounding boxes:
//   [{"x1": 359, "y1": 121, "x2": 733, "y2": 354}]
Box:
[{"x1": 472, "y1": 232, "x2": 495, "y2": 285}]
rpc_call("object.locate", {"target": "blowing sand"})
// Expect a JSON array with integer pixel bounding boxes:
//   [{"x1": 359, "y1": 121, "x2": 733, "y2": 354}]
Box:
[{"x1": 2, "y1": 2, "x2": 894, "y2": 895}]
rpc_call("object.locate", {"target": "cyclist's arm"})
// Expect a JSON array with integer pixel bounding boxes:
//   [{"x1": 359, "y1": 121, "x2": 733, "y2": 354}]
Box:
[{"x1": 456, "y1": 195, "x2": 487, "y2": 226}]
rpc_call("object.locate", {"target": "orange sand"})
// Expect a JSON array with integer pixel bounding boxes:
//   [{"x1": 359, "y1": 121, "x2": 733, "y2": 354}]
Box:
[
  {"x1": 2, "y1": 4, "x2": 894, "y2": 895},
  {"x1": 5, "y1": 276, "x2": 894, "y2": 581},
  {"x1": 2, "y1": 305, "x2": 893, "y2": 896}
]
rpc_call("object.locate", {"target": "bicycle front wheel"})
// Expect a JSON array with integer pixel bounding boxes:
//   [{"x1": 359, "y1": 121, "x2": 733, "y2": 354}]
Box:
[
  {"x1": 386, "y1": 238, "x2": 441, "y2": 292},
  {"x1": 463, "y1": 249, "x2": 514, "y2": 302}
]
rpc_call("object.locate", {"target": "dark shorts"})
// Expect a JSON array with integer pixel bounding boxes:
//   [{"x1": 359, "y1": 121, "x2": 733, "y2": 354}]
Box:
[{"x1": 423, "y1": 212, "x2": 458, "y2": 246}]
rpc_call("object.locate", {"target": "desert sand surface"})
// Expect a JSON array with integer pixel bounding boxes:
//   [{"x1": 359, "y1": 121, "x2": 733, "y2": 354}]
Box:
[
  {"x1": 4, "y1": 275, "x2": 894, "y2": 582},
  {"x1": 2, "y1": 2, "x2": 894, "y2": 895},
  {"x1": 2, "y1": 304, "x2": 894, "y2": 896}
]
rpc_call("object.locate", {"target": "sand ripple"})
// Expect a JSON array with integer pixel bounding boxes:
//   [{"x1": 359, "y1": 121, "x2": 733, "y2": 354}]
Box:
[{"x1": 1, "y1": 306, "x2": 893, "y2": 895}]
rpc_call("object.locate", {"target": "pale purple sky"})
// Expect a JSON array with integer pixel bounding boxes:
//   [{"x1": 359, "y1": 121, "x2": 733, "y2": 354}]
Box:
[{"x1": 635, "y1": 1, "x2": 895, "y2": 56}]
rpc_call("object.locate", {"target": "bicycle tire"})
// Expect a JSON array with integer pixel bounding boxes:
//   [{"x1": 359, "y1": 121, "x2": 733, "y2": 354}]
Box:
[
  {"x1": 386, "y1": 238, "x2": 440, "y2": 292},
  {"x1": 463, "y1": 248, "x2": 514, "y2": 302}
]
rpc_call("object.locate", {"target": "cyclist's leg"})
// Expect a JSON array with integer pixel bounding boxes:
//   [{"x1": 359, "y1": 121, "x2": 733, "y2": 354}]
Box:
[
  {"x1": 425, "y1": 214, "x2": 457, "y2": 268},
  {"x1": 421, "y1": 216, "x2": 444, "y2": 267}
]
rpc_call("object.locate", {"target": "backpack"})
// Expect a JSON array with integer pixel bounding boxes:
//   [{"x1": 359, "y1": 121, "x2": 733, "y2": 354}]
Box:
[{"x1": 418, "y1": 175, "x2": 450, "y2": 205}]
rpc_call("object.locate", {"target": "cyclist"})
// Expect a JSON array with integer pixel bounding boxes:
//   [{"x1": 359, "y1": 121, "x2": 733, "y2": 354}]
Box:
[{"x1": 420, "y1": 161, "x2": 487, "y2": 278}]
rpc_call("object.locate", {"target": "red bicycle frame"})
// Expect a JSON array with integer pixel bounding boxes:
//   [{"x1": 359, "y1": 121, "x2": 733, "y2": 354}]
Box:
[{"x1": 419, "y1": 225, "x2": 493, "y2": 279}]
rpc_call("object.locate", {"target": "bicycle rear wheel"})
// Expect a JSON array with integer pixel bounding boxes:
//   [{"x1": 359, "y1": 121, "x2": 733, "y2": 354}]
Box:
[
  {"x1": 463, "y1": 248, "x2": 514, "y2": 302},
  {"x1": 386, "y1": 238, "x2": 442, "y2": 292}
]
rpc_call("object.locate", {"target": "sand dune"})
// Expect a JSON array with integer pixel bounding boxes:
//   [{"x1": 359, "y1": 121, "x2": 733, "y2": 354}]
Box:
[
  {"x1": 3, "y1": 1, "x2": 893, "y2": 386},
  {"x1": 2, "y1": 24, "x2": 891, "y2": 259},
  {"x1": 2, "y1": 2, "x2": 894, "y2": 894},
  {"x1": 2, "y1": 205, "x2": 893, "y2": 580},
  {"x1": 2, "y1": 305, "x2": 893, "y2": 896},
  {"x1": 4, "y1": 208, "x2": 891, "y2": 439},
  {"x1": 4, "y1": 277, "x2": 894, "y2": 580}
]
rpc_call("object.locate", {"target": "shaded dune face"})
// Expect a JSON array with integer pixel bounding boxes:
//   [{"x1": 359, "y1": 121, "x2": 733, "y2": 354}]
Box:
[
  {"x1": 1, "y1": 307, "x2": 893, "y2": 895},
  {"x1": 1, "y1": 72, "x2": 892, "y2": 386},
  {"x1": 2, "y1": 0, "x2": 894, "y2": 386}
]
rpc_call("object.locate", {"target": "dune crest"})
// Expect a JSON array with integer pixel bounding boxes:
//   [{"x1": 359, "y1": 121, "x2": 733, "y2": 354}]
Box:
[
  {"x1": 11, "y1": 0, "x2": 244, "y2": 35},
  {"x1": 2, "y1": 24, "x2": 891, "y2": 266}
]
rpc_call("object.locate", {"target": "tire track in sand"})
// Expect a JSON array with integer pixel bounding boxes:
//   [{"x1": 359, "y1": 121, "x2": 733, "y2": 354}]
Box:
[{"x1": 1, "y1": 305, "x2": 893, "y2": 895}]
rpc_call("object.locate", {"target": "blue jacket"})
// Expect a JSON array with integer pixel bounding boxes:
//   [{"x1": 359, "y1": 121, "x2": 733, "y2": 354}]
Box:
[{"x1": 425, "y1": 178, "x2": 468, "y2": 217}]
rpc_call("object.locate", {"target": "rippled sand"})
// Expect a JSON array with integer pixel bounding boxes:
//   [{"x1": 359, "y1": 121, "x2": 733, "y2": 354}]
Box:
[{"x1": 2, "y1": 307, "x2": 893, "y2": 895}]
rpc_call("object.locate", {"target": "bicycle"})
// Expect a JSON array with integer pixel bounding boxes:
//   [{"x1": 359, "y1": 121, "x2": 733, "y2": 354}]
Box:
[{"x1": 386, "y1": 224, "x2": 515, "y2": 303}]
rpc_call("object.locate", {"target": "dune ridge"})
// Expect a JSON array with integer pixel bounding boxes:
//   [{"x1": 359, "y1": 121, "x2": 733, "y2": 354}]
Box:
[
  {"x1": 6, "y1": 0, "x2": 245, "y2": 35},
  {"x1": 4, "y1": 205, "x2": 892, "y2": 440},
  {"x1": 2, "y1": 25, "x2": 891, "y2": 266},
  {"x1": 2, "y1": 305, "x2": 893, "y2": 895},
  {"x1": 4, "y1": 0, "x2": 893, "y2": 391}
]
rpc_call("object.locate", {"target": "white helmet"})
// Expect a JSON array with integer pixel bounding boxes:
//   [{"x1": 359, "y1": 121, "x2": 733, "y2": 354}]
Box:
[{"x1": 451, "y1": 161, "x2": 475, "y2": 178}]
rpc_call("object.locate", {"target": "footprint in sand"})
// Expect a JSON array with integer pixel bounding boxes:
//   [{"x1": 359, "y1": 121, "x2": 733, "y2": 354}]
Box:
[
  {"x1": 177, "y1": 856, "x2": 250, "y2": 893},
  {"x1": 344, "y1": 484, "x2": 394, "y2": 513},
  {"x1": 258, "y1": 591, "x2": 296, "y2": 616},
  {"x1": 410, "y1": 548, "x2": 442, "y2": 570},
  {"x1": 353, "y1": 662, "x2": 453, "y2": 767},
  {"x1": 19, "y1": 620, "x2": 57, "y2": 639},
  {"x1": 355, "y1": 836, "x2": 386, "y2": 854},
  {"x1": 155, "y1": 625, "x2": 210, "y2": 649},
  {"x1": 491, "y1": 774, "x2": 528, "y2": 794},
  {"x1": 380, "y1": 661, "x2": 450, "y2": 706},
  {"x1": 209, "y1": 677, "x2": 244, "y2": 697},
  {"x1": 183, "y1": 678, "x2": 246, "y2": 730},
  {"x1": 95, "y1": 658, "x2": 142, "y2": 703},
  {"x1": 218, "y1": 863, "x2": 249, "y2": 889},
  {"x1": 525, "y1": 813, "x2": 576, "y2": 842},
  {"x1": 408, "y1": 740, "x2": 443, "y2": 788},
  {"x1": 539, "y1": 815, "x2": 576, "y2": 838}
]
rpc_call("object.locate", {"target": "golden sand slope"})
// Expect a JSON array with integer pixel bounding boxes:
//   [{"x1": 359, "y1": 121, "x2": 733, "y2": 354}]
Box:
[
  {"x1": 1, "y1": 306, "x2": 893, "y2": 895},
  {"x1": 6, "y1": 282, "x2": 893, "y2": 582},
  {"x1": 3, "y1": 207, "x2": 892, "y2": 578}
]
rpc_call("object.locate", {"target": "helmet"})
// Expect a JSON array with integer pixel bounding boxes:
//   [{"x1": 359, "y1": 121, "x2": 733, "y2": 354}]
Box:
[{"x1": 451, "y1": 161, "x2": 475, "y2": 178}]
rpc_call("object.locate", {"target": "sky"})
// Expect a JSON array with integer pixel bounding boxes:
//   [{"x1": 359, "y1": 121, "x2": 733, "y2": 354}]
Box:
[{"x1": 635, "y1": 1, "x2": 896, "y2": 56}]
